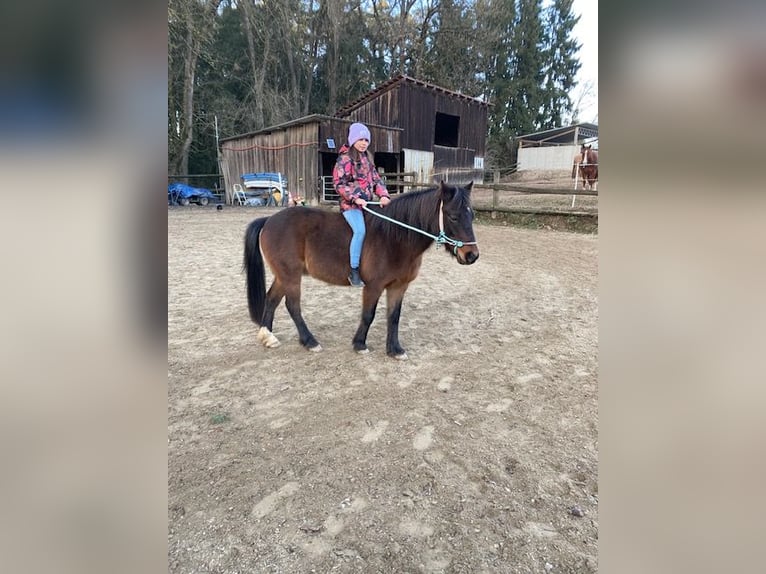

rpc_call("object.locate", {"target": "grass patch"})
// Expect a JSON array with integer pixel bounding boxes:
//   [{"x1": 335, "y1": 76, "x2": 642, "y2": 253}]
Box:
[
  {"x1": 209, "y1": 413, "x2": 231, "y2": 425},
  {"x1": 475, "y1": 210, "x2": 598, "y2": 234}
]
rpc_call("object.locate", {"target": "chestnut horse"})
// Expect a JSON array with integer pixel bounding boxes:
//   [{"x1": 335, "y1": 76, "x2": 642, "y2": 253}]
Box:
[
  {"x1": 243, "y1": 182, "x2": 480, "y2": 359},
  {"x1": 572, "y1": 144, "x2": 598, "y2": 190}
]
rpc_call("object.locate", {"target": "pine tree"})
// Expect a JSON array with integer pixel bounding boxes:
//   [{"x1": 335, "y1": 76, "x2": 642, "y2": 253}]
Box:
[
  {"x1": 538, "y1": 0, "x2": 581, "y2": 129},
  {"x1": 481, "y1": 0, "x2": 517, "y2": 167},
  {"x1": 421, "y1": 0, "x2": 483, "y2": 96},
  {"x1": 505, "y1": 0, "x2": 545, "y2": 137},
  {"x1": 483, "y1": 0, "x2": 546, "y2": 168},
  {"x1": 167, "y1": 0, "x2": 583, "y2": 176}
]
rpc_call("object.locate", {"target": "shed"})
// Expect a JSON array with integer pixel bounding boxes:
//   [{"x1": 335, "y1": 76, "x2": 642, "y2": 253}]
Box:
[
  {"x1": 516, "y1": 123, "x2": 598, "y2": 171},
  {"x1": 219, "y1": 115, "x2": 401, "y2": 205}
]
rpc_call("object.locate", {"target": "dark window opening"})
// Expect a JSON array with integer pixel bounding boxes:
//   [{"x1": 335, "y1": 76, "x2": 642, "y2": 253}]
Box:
[{"x1": 434, "y1": 113, "x2": 460, "y2": 147}]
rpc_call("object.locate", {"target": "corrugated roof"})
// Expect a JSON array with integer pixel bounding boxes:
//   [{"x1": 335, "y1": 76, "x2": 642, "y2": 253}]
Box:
[
  {"x1": 219, "y1": 114, "x2": 400, "y2": 143},
  {"x1": 516, "y1": 123, "x2": 599, "y2": 146},
  {"x1": 335, "y1": 74, "x2": 491, "y2": 117}
]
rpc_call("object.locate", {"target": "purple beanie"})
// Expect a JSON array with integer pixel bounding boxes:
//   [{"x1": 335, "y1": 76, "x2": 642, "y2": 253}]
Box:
[{"x1": 348, "y1": 122, "x2": 371, "y2": 147}]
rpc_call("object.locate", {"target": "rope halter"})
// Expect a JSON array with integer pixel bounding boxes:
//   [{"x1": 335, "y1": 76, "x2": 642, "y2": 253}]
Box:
[{"x1": 363, "y1": 200, "x2": 477, "y2": 255}]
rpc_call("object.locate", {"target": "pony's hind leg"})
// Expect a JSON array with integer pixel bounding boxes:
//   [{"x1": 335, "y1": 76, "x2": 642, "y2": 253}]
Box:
[
  {"x1": 257, "y1": 282, "x2": 284, "y2": 348},
  {"x1": 283, "y1": 284, "x2": 322, "y2": 352}
]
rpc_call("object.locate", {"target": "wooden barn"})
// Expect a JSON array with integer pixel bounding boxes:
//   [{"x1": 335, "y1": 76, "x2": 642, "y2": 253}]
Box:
[
  {"x1": 336, "y1": 75, "x2": 490, "y2": 186},
  {"x1": 219, "y1": 74, "x2": 489, "y2": 205}
]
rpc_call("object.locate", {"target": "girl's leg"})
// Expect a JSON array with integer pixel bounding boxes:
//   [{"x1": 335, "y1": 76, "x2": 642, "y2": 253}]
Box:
[{"x1": 342, "y1": 209, "x2": 366, "y2": 268}]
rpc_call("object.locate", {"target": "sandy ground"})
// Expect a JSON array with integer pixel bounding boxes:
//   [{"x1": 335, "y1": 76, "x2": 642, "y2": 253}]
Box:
[{"x1": 168, "y1": 205, "x2": 598, "y2": 573}]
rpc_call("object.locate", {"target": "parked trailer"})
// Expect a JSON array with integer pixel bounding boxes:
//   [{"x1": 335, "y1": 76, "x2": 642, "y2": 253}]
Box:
[{"x1": 241, "y1": 172, "x2": 289, "y2": 207}]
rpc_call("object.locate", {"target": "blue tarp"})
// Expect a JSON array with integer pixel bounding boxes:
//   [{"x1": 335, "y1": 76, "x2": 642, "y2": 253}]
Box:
[{"x1": 168, "y1": 182, "x2": 216, "y2": 205}]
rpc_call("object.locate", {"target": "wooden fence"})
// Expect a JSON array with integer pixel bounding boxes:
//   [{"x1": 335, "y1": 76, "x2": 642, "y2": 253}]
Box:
[
  {"x1": 469, "y1": 183, "x2": 598, "y2": 217},
  {"x1": 375, "y1": 173, "x2": 599, "y2": 217}
]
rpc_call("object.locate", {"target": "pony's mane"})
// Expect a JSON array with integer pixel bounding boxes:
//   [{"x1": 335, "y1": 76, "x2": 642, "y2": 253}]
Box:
[{"x1": 365, "y1": 184, "x2": 468, "y2": 247}]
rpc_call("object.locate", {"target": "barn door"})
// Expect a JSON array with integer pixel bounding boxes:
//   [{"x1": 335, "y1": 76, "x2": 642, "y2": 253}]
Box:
[{"x1": 402, "y1": 148, "x2": 433, "y2": 186}]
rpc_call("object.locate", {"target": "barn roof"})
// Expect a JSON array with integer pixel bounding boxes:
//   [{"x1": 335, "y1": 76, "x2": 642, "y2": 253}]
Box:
[
  {"x1": 516, "y1": 123, "x2": 599, "y2": 146},
  {"x1": 335, "y1": 74, "x2": 491, "y2": 117},
  {"x1": 219, "y1": 114, "x2": 332, "y2": 143},
  {"x1": 219, "y1": 114, "x2": 400, "y2": 143}
]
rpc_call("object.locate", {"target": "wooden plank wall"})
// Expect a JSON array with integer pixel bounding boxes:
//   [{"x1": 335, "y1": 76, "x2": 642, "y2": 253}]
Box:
[
  {"x1": 318, "y1": 119, "x2": 400, "y2": 155},
  {"x1": 220, "y1": 123, "x2": 319, "y2": 203}
]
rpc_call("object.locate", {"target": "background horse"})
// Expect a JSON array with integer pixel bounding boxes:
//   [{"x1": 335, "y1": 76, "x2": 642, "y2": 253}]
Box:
[
  {"x1": 243, "y1": 181, "x2": 479, "y2": 360},
  {"x1": 572, "y1": 144, "x2": 599, "y2": 190}
]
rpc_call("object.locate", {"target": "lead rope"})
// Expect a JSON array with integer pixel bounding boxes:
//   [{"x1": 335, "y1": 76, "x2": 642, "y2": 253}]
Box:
[{"x1": 362, "y1": 201, "x2": 477, "y2": 255}]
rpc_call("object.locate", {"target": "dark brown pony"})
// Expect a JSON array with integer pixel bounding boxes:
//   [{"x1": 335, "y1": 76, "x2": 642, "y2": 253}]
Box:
[
  {"x1": 243, "y1": 181, "x2": 480, "y2": 359},
  {"x1": 572, "y1": 144, "x2": 599, "y2": 190}
]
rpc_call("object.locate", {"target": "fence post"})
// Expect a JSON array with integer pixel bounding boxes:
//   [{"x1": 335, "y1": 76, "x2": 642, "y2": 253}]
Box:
[{"x1": 572, "y1": 162, "x2": 580, "y2": 208}]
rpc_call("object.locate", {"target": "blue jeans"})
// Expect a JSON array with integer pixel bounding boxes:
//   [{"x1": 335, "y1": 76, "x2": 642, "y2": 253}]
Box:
[{"x1": 342, "y1": 209, "x2": 366, "y2": 268}]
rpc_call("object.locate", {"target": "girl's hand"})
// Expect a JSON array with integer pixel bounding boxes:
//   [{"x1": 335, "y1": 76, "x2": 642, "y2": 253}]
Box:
[
  {"x1": 379, "y1": 196, "x2": 391, "y2": 207},
  {"x1": 355, "y1": 198, "x2": 367, "y2": 207}
]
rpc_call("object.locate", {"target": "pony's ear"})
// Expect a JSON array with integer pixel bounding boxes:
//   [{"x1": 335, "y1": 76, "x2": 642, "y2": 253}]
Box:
[
  {"x1": 439, "y1": 180, "x2": 455, "y2": 200},
  {"x1": 465, "y1": 181, "x2": 473, "y2": 194}
]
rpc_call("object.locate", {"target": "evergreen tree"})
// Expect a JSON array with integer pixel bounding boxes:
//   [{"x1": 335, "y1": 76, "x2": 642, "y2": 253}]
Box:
[
  {"x1": 538, "y1": 0, "x2": 581, "y2": 129},
  {"x1": 167, "y1": 0, "x2": 584, "y2": 177},
  {"x1": 480, "y1": 0, "x2": 517, "y2": 168},
  {"x1": 505, "y1": 0, "x2": 545, "y2": 138},
  {"x1": 422, "y1": 0, "x2": 484, "y2": 96},
  {"x1": 483, "y1": 0, "x2": 547, "y2": 168}
]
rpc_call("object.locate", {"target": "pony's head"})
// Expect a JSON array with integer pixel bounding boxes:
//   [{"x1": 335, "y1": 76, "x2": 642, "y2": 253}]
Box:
[
  {"x1": 581, "y1": 144, "x2": 597, "y2": 165},
  {"x1": 439, "y1": 181, "x2": 479, "y2": 265}
]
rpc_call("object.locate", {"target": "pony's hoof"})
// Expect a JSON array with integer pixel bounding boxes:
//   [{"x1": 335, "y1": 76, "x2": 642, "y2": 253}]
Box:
[
  {"x1": 393, "y1": 352, "x2": 409, "y2": 361},
  {"x1": 308, "y1": 344, "x2": 323, "y2": 353},
  {"x1": 258, "y1": 327, "x2": 280, "y2": 348},
  {"x1": 356, "y1": 348, "x2": 370, "y2": 355}
]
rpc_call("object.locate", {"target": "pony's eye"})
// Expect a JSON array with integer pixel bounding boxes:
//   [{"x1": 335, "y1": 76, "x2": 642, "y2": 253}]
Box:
[{"x1": 447, "y1": 215, "x2": 458, "y2": 223}]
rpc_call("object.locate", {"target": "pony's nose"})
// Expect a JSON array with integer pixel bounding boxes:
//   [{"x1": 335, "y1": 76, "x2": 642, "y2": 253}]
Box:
[{"x1": 465, "y1": 250, "x2": 479, "y2": 265}]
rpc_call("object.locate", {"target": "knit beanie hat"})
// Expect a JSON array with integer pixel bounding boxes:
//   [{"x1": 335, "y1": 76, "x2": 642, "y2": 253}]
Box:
[{"x1": 348, "y1": 123, "x2": 371, "y2": 147}]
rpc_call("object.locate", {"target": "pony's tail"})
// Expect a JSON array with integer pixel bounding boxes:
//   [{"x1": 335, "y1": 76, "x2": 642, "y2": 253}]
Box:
[
  {"x1": 571, "y1": 163, "x2": 577, "y2": 179},
  {"x1": 243, "y1": 217, "x2": 269, "y2": 326}
]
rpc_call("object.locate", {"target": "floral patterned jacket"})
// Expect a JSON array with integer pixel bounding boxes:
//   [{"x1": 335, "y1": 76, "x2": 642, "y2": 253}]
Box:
[{"x1": 333, "y1": 145, "x2": 389, "y2": 212}]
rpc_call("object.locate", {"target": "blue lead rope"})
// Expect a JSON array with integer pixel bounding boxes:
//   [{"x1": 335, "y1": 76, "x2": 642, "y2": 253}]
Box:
[{"x1": 362, "y1": 202, "x2": 475, "y2": 251}]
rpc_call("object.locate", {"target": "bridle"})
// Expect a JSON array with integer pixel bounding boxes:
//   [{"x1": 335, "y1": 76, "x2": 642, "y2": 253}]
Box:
[{"x1": 363, "y1": 200, "x2": 477, "y2": 255}]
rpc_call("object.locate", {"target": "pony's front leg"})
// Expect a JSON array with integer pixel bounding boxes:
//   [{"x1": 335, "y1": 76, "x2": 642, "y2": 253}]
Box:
[
  {"x1": 385, "y1": 284, "x2": 410, "y2": 360},
  {"x1": 352, "y1": 286, "x2": 384, "y2": 354}
]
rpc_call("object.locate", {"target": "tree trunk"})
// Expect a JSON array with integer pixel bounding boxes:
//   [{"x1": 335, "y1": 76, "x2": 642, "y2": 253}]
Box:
[
  {"x1": 241, "y1": 0, "x2": 270, "y2": 128},
  {"x1": 169, "y1": 0, "x2": 221, "y2": 176},
  {"x1": 174, "y1": 22, "x2": 198, "y2": 177}
]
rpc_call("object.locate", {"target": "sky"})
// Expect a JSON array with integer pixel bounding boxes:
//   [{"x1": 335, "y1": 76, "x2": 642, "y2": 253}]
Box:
[{"x1": 570, "y1": 0, "x2": 598, "y2": 123}]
